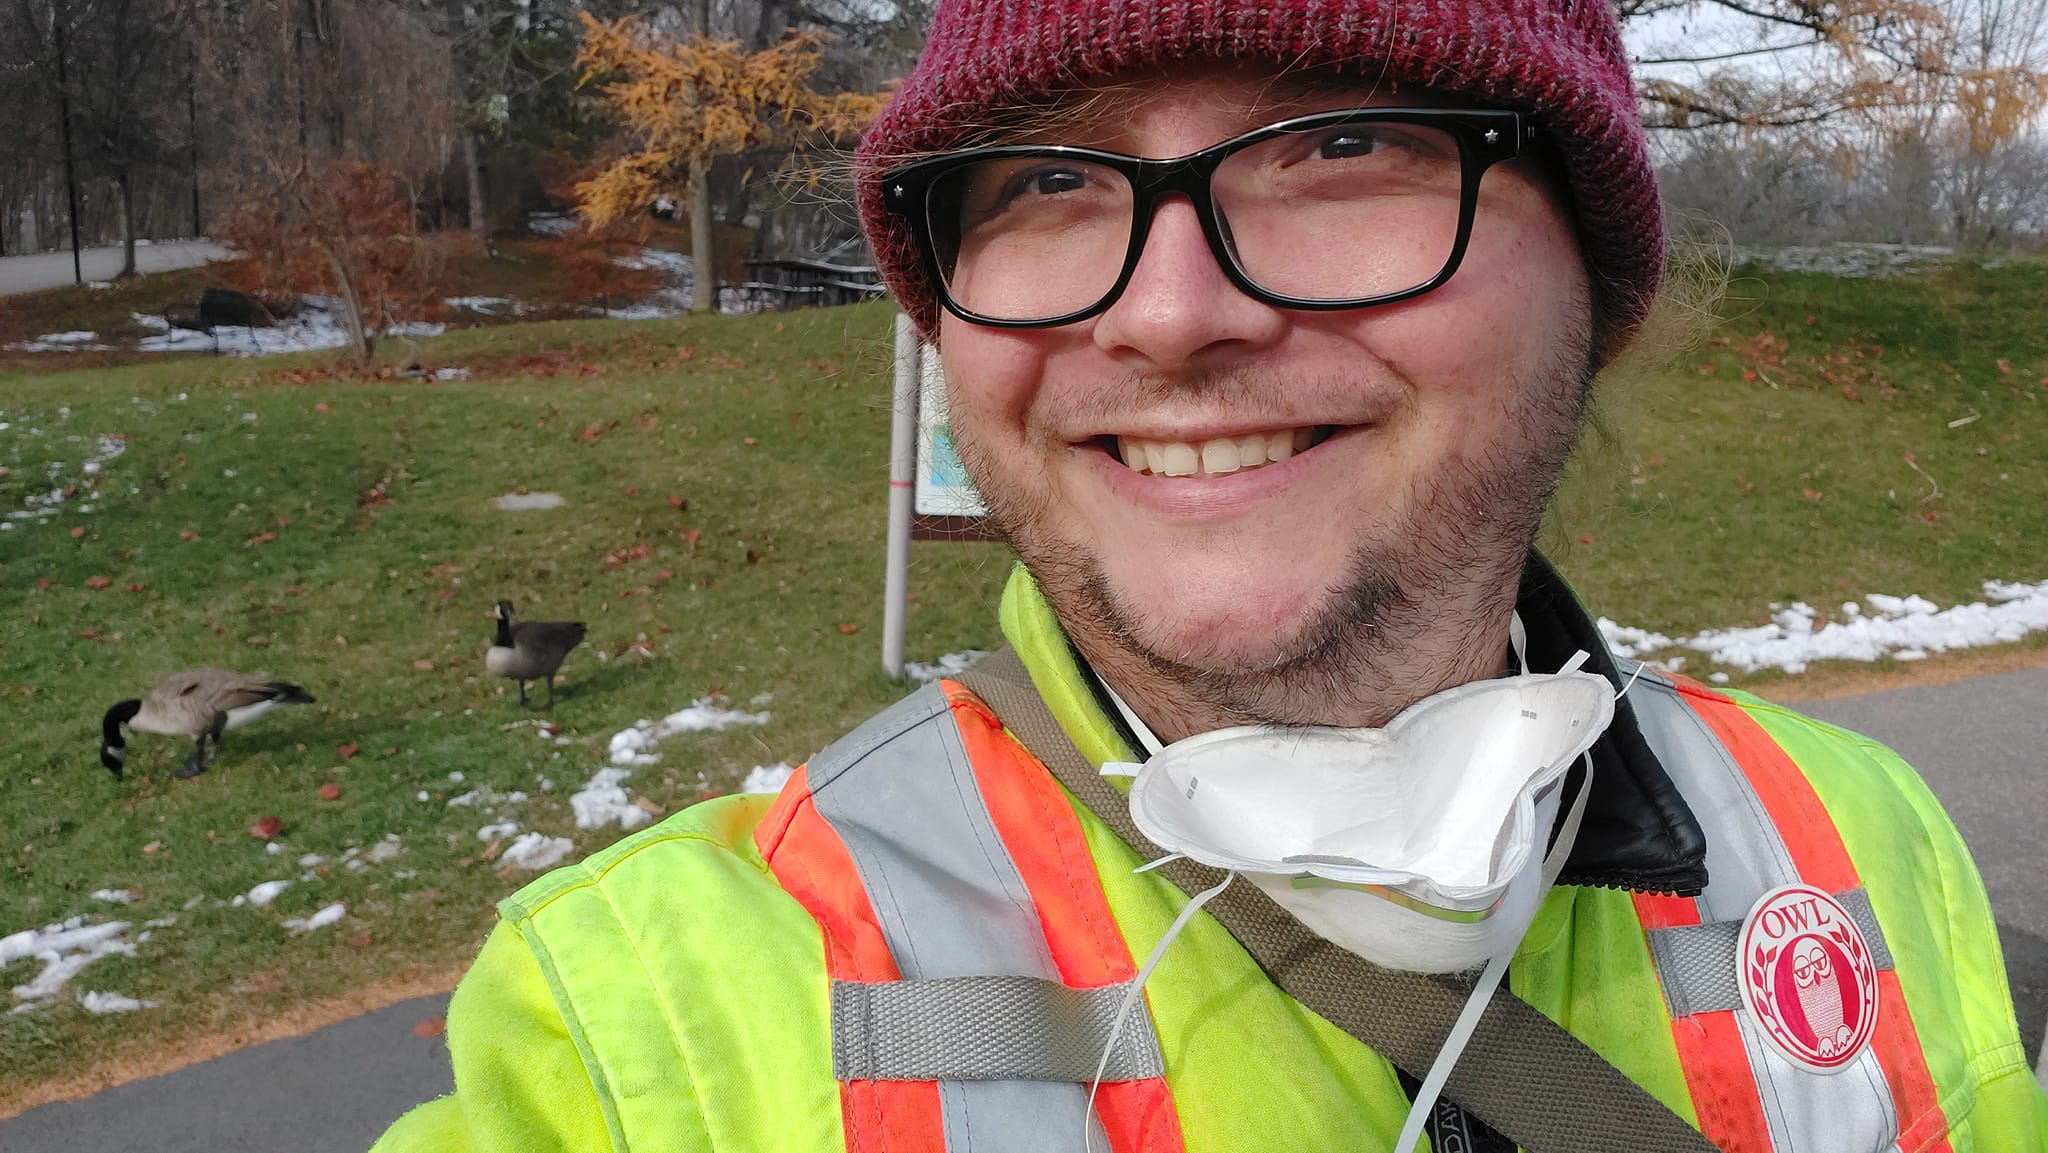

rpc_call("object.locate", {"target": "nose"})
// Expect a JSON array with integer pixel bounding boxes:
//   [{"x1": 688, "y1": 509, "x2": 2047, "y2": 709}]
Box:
[{"x1": 1090, "y1": 196, "x2": 1287, "y2": 369}]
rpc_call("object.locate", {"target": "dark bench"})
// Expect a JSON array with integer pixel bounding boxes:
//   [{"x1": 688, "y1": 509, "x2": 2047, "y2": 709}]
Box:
[{"x1": 164, "y1": 289, "x2": 271, "y2": 353}]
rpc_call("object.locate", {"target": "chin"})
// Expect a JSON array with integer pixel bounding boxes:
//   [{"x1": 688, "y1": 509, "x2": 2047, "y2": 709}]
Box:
[{"x1": 1107, "y1": 564, "x2": 1330, "y2": 673}]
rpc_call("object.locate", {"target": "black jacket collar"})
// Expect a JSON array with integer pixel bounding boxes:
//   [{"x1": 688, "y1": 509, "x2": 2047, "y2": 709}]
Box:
[{"x1": 1519, "y1": 552, "x2": 1707, "y2": 895}]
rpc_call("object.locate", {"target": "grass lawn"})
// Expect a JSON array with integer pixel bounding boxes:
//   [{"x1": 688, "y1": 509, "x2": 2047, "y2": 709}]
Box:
[{"x1": 3, "y1": 260, "x2": 2046, "y2": 1104}]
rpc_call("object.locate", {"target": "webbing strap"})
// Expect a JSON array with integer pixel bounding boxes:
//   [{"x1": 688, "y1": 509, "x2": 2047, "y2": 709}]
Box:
[
  {"x1": 956, "y1": 648, "x2": 1721, "y2": 1153},
  {"x1": 832, "y1": 975, "x2": 1166, "y2": 1083},
  {"x1": 1647, "y1": 888, "x2": 1893, "y2": 1019}
]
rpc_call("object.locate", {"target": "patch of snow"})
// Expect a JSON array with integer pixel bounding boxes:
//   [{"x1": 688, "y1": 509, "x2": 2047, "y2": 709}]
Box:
[
  {"x1": 133, "y1": 296, "x2": 441, "y2": 357},
  {"x1": 282, "y1": 903, "x2": 346, "y2": 933},
  {"x1": 1736, "y1": 243, "x2": 1952, "y2": 279},
  {"x1": 500, "y1": 832, "x2": 575, "y2": 872},
  {"x1": 607, "y1": 700, "x2": 771, "y2": 766},
  {"x1": 80, "y1": 990, "x2": 155, "y2": 1014},
  {"x1": 445, "y1": 295, "x2": 513, "y2": 314},
  {"x1": 235, "y1": 880, "x2": 292, "y2": 907},
  {"x1": 528, "y1": 211, "x2": 577, "y2": 237},
  {"x1": 89, "y1": 889, "x2": 135, "y2": 904},
  {"x1": 433, "y1": 367, "x2": 471, "y2": 381},
  {"x1": 7, "y1": 330, "x2": 111, "y2": 352},
  {"x1": 906, "y1": 651, "x2": 988, "y2": 683},
  {"x1": 495, "y1": 492, "x2": 566, "y2": 511},
  {"x1": 1602, "y1": 579, "x2": 2048, "y2": 677},
  {"x1": 477, "y1": 821, "x2": 521, "y2": 841},
  {"x1": 570, "y1": 768, "x2": 652, "y2": 831},
  {"x1": 740, "y1": 763, "x2": 794, "y2": 794},
  {"x1": 3, "y1": 917, "x2": 135, "y2": 1005},
  {"x1": 365, "y1": 835, "x2": 402, "y2": 864}
]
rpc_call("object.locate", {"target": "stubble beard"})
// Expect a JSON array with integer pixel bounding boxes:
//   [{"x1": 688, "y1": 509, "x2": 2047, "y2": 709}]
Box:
[{"x1": 956, "y1": 335, "x2": 1595, "y2": 733}]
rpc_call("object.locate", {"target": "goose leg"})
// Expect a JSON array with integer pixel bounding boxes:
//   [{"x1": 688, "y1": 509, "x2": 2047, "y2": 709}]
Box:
[
  {"x1": 544, "y1": 676, "x2": 558, "y2": 710},
  {"x1": 176, "y1": 732, "x2": 210, "y2": 779},
  {"x1": 517, "y1": 679, "x2": 535, "y2": 709}
]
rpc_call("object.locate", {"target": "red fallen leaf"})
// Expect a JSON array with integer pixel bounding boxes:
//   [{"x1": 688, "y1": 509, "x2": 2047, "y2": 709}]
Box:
[
  {"x1": 412, "y1": 659, "x2": 435, "y2": 671},
  {"x1": 78, "y1": 628, "x2": 99, "y2": 640},
  {"x1": 178, "y1": 529, "x2": 197, "y2": 541},
  {"x1": 1921, "y1": 509, "x2": 1942, "y2": 524},
  {"x1": 425, "y1": 563, "x2": 463, "y2": 578},
  {"x1": 245, "y1": 530, "x2": 277, "y2": 547},
  {"x1": 85, "y1": 576, "x2": 112, "y2": 589},
  {"x1": 36, "y1": 578, "x2": 51, "y2": 589},
  {"x1": 437, "y1": 587, "x2": 457, "y2": 599},
  {"x1": 678, "y1": 525, "x2": 701, "y2": 546},
  {"x1": 658, "y1": 625, "x2": 671, "y2": 634},
  {"x1": 125, "y1": 583, "x2": 145, "y2": 593},
  {"x1": 622, "y1": 484, "x2": 640, "y2": 496},
  {"x1": 838, "y1": 622, "x2": 859, "y2": 635},
  {"x1": 1697, "y1": 364, "x2": 1717, "y2": 376},
  {"x1": 1803, "y1": 488, "x2": 1823, "y2": 502},
  {"x1": 657, "y1": 568, "x2": 673, "y2": 580},
  {"x1": 286, "y1": 586, "x2": 306, "y2": 596},
  {"x1": 1645, "y1": 454, "x2": 1665, "y2": 468},
  {"x1": 1577, "y1": 535, "x2": 1595, "y2": 545},
  {"x1": 579, "y1": 421, "x2": 606, "y2": 441},
  {"x1": 318, "y1": 783, "x2": 344, "y2": 801},
  {"x1": 277, "y1": 516, "x2": 291, "y2": 528},
  {"x1": 540, "y1": 722, "x2": 560, "y2": 736},
  {"x1": 667, "y1": 494, "x2": 686, "y2": 509},
  {"x1": 1903, "y1": 450, "x2": 1917, "y2": 464},
  {"x1": 412, "y1": 1016, "x2": 446, "y2": 1038},
  {"x1": 70, "y1": 526, "x2": 86, "y2": 539},
  {"x1": 1839, "y1": 384, "x2": 1861, "y2": 402},
  {"x1": 699, "y1": 790, "x2": 725, "y2": 802},
  {"x1": 636, "y1": 414, "x2": 660, "y2": 431},
  {"x1": 249, "y1": 816, "x2": 285, "y2": 840},
  {"x1": 61, "y1": 485, "x2": 76, "y2": 498},
  {"x1": 337, "y1": 743, "x2": 359, "y2": 759},
  {"x1": 315, "y1": 402, "x2": 332, "y2": 414},
  {"x1": 1998, "y1": 358, "x2": 2013, "y2": 375},
  {"x1": 1742, "y1": 370, "x2": 1758, "y2": 382},
  {"x1": 1805, "y1": 315, "x2": 1818, "y2": 326}
]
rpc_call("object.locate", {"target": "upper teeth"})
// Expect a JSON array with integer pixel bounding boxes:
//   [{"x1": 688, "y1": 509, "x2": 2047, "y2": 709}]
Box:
[{"x1": 1118, "y1": 429, "x2": 1315, "y2": 477}]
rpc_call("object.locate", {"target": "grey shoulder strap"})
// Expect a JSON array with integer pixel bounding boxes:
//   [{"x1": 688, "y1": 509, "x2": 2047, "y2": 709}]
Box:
[{"x1": 956, "y1": 648, "x2": 1721, "y2": 1153}]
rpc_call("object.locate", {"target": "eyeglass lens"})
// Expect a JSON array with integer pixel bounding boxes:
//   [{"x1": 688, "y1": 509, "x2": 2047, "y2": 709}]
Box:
[{"x1": 924, "y1": 119, "x2": 1468, "y2": 323}]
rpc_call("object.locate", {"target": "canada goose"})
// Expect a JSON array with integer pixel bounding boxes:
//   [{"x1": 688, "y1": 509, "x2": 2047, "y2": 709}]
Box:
[
  {"x1": 486, "y1": 601, "x2": 587, "y2": 709},
  {"x1": 100, "y1": 669, "x2": 315, "y2": 779}
]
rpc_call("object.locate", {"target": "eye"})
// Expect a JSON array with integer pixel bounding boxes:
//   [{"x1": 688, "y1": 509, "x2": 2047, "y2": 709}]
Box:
[
  {"x1": 1006, "y1": 165, "x2": 1090, "y2": 201},
  {"x1": 1317, "y1": 131, "x2": 1382, "y2": 160}
]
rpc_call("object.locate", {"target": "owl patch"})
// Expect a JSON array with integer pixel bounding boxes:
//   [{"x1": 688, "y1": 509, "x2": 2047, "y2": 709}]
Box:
[{"x1": 1738, "y1": 884, "x2": 1880, "y2": 1074}]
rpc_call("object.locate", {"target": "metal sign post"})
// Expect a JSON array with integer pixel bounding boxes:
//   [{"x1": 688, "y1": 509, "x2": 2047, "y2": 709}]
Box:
[{"x1": 881, "y1": 312, "x2": 919, "y2": 679}]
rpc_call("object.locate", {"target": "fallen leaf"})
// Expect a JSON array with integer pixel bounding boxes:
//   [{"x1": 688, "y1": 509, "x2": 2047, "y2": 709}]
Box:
[
  {"x1": 245, "y1": 530, "x2": 277, "y2": 547},
  {"x1": 1839, "y1": 384, "x2": 1861, "y2": 402},
  {"x1": 126, "y1": 583, "x2": 145, "y2": 593},
  {"x1": 657, "y1": 568, "x2": 673, "y2": 580},
  {"x1": 742, "y1": 436, "x2": 758, "y2": 447},
  {"x1": 318, "y1": 783, "x2": 344, "y2": 801},
  {"x1": 667, "y1": 494, "x2": 686, "y2": 509},
  {"x1": 1577, "y1": 535, "x2": 1595, "y2": 545},
  {"x1": 277, "y1": 516, "x2": 292, "y2": 528},
  {"x1": 178, "y1": 529, "x2": 197, "y2": 541},
  {"x1": 142, "y1": 841, "x2": 162, "y2": 855},
  {"x1": 85, "y1": 576, "x2": 112, "y2": 589},
  {"x1": 481, "y1": 838, "x2": 503, "y2": 862},
  {"x1": 249, "y1": 816, "x2": 285, "y2": 840},
  {"x1": 36, "y1": 578, "x2": 51, "y2": 589},
  {"x1": 315, "y1": 402, "x2": 332, "y2": 414},
  {"x1": 1805, "y1": 315, "x2": 1818, "y2": 326},
  {"x1": 622, "y1": 484, "x2": 640, "y2": 495},
  {"x1": 1998, "y1": 358, "x2": 2013, "y2": 375},
  {"x1": 337, "y1": 743, "x2": 359, "y2": 759},
  {"x1": 838, "y1": 622, "x2": 859, "y2": 635},
  {"x1": 1697, "y1": 364, "x2": 1717, "y2": 376},
  {"x1": 1803, "y1": 488, "x2": 1824, "y2": 502},
  {"x1": 579, "y1": 421, "x2": 606, "y2": 441},
  {"x1": 412, "y1": 659, "x2": 435, "y2": 671},
  {"x1": 346, "y1": 931, "x2": 373, "y2": 948},
  {"x1": 699, "y1": 790, "x2": 725, "y2": 802},
  {"x1": 412, "y1": 1017, "x2": 446, "y2": 1038},
  {"x1": 70, "y1": 526, "x2": 86, "y2": 539}
]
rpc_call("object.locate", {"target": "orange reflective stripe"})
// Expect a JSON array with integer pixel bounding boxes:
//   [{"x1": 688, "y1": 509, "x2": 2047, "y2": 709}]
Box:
[
  {"x1": 1633, "y1": 890, "x2": 1776, "y2": 1152},
  {"x1": 946, "y1": 684, "x2": 1188, "y2": 1153},
  {"x1": 1673, "y1": 679, "x2": 1954, "y2": 1153},
  {"x1": 759, "y1": 766, "x2": 946, "y2": 1153}
]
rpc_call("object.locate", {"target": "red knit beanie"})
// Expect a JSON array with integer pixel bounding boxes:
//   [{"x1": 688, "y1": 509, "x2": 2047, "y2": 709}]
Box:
[{"x1": 857, "y1": 0, "x2": 1664, "y2": 354}]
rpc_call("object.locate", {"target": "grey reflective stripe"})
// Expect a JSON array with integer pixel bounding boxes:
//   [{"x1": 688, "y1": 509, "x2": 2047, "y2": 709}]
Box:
[
  {"x1": 833, "y1": 976, "x2": 1165, "y2": 1082},
  {"x1": 805, "y1": 682, "x2": 1157, "y2": 1152},
  {"x1": 1626, "y1": 666, "x2": 1901, "y2": 1153},
  {"x1": 1646, "y1": 888, "x2": 1893, "y2": 1017}
]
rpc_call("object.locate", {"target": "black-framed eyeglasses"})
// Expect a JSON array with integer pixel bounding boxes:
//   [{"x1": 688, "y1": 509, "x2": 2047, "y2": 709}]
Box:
[{"x1": 880, "y1": 107, "x2": 1532, "y2": 329}]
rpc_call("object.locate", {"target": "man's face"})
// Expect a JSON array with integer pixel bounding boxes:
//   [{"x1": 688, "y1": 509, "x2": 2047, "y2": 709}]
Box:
[{"x1": 938, "y1": 68, "x2": 1596, "y2": 723}]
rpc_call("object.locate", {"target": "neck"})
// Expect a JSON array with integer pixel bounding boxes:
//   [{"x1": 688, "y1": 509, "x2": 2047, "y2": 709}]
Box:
[
  {"x1": 103, "y1": 700, "x2": 141, "y2": 743},
  {"x1": 1075, "y1": 571, "x2": 1523, "y2": 743},
  {"x1": 493, "y1": 615, "x2": 514, "y2": 646}
]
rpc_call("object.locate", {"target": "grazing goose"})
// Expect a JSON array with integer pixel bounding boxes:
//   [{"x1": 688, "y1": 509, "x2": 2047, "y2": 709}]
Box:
[
  {"x1": 101, "y1": 669, "x2": 316, "y2": 779},
  {"x1": 486, "y1": 600, "x2": 587, "y2": 709}
]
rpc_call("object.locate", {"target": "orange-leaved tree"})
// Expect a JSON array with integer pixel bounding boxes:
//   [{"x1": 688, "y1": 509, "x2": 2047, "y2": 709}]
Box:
[
  {"x1": 573, "y1": 12, "x2": 886, "y2": 313},
  {"x1": 216, "y1": 159, "x2": 445, "y2": 362}
]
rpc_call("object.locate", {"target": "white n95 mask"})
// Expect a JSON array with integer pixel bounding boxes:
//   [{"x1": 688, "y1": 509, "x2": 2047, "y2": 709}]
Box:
[{"x1": 1102, "y1": 649, "x2": 1616, "y2": 974}]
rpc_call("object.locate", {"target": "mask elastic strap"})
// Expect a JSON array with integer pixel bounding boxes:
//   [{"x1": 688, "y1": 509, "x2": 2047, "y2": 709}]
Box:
[
  {"x1": 1390, "y1": 748, "x2": 1595, "y2": 1153},
  {"x1": 1509, "y1": 611, "x2": 1529, "y2": 673},
  {"x1": 1100, "y1": 679, "x2": 1165, "y2": 758},
  {"x1": 1082, "y1": 868, "x2": 1235, "y2": 1153}
]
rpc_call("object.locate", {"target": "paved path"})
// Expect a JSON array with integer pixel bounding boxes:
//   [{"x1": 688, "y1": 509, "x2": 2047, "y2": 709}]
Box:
[
  {"x1": 0, "y1": 669, "x2": 2042, "y2": 1150},
  {"x1": 0, "y1": 241, "x2": 229, "y2": 297}
]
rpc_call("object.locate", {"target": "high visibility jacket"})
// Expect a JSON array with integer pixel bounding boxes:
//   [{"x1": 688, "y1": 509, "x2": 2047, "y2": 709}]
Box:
[{"x1": 372, "y1": 565, "x2": 2048, "y2": 1152}]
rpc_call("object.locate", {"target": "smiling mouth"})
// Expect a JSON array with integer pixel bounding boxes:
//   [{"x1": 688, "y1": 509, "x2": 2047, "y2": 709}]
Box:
[{"x1": 1104, "y1": 426, "x2": 1340, "y2": 478}]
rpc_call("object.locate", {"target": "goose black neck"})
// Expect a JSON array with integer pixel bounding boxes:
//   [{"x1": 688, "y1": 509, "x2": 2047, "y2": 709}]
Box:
[
  {"x1": 103, "y1": 700, "x2": 141, "y2": 744},
  {"x1": 493, "y1": 615, "x2": 515, "y2": 647}
]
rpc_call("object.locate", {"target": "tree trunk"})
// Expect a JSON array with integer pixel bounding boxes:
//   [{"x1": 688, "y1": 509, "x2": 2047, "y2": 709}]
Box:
[
  {"x1": 690, "y1": 158, "x2": 715, "y2": 314},
  {"x1": 325, "y1": 247, "x2": 373, "y2": 361},
  {"x1": 463, "y1": 130, "x2": 488, "y2": 241},
  {"x1": 118, "y1": 171, "x2": 138, "y2": 278}
]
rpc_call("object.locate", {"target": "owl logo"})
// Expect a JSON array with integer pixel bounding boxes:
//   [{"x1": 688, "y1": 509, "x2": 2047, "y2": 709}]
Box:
[{"x1": 1738, "y1": 884, "x2": 1880, "y2": 1074}]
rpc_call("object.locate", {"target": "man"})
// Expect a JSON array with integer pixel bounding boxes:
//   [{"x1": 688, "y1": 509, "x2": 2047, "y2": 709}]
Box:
[{"x1": 373, "y1": 1, "x2": 2048, "y2": 1149}]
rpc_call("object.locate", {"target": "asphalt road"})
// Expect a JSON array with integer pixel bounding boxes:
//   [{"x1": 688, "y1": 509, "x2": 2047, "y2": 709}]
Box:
[
  {"x1": 0, "y1": 241, "x2": 229, "y2": 297},
  {"x1": 0, "y1": 668, "x2": 2041, "y2": 1150}
]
